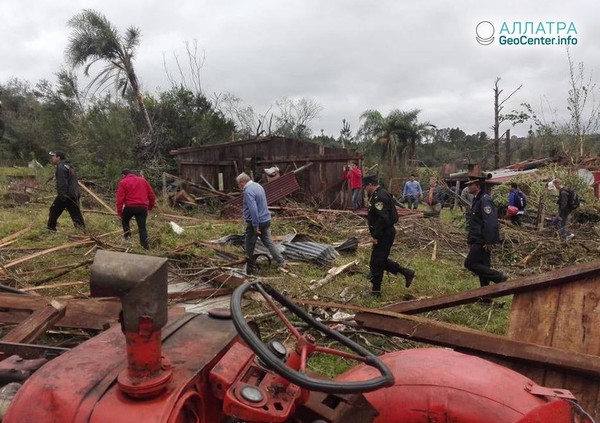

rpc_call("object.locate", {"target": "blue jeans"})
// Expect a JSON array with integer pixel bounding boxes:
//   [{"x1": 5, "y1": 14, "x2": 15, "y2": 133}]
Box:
[
  {"x1": 245, "y1": 220, "x2": 285, "y2": 266},
  {"x1": 554, "y1": 212, "x2": 572, "y2": 239},
  {"x1": 351, "y1": 189, "x2": 361, "y2": 210}
]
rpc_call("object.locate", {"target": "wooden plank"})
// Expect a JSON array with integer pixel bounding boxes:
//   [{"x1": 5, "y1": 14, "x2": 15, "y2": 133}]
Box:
[
  {"x1": 507, "y1": 285, "x2": 562, "y2": 383},
  {"x1": 0, "y1": 341, "x2": 69, "y2": 360},
  {"x1": 22, "y1": 280, "x2": 87, "y2": 292},
  {"x1": 363, "y1": 262, "x2": 600, "y2": 317},
  {"x1": 357, "y1": 312, "x2": 600, "y2": 378},
  {"x1": 78, "y1": 181, "x2": 117, "y2": 214},
  {"x1": 507, "y1": 285, "x2": 561, "y2": 346},
  {"x1": 0, "y1": 293, "x2": 119, "y2": 330},
  {"x1": 506, "y1": 276, "x2": 600, "y2": 418},
  {"x1": 168, "y1": 287, "x2": 233, "y2": 301},
  {"x1": 0, "y1": 227, "x2": 30, "y2": 245},
  {"x1": 202, "y1": 270, "x2": 246, "y2": 288},
  {"x1": 2, "y1": 300, "x2": 66, "y2": 343},
  {"x1": 1, "y1": 240, "x2": 95, "y2": 270},
  {"x1": 60, "y1": 299, "x2": 121, "y2": 330}
]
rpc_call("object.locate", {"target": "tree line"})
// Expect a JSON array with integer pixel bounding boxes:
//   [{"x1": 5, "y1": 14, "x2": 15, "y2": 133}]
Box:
[{"x1": 1, "y1": 9, "x2": 599, "y2": 189}]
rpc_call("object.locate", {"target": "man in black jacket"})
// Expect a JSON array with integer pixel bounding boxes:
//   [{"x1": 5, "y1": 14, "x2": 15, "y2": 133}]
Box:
[
  {"x1": 551, "y1": 179, "x2": 575, "y2": 240},
  {"x1": 47, "y1": 151, "x2": 85, "y2": 231},
  {"x1": 464, "y1": 177, "x2": 506, "y2": 288},
  {"x1": 363, "y1": 175, "x2": 414, "y2": 297}
]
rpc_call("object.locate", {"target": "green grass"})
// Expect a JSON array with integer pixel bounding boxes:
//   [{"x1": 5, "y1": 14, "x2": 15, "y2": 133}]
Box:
[{"x1": 0, "y1": 173, "x2": 514, "y2": 377}]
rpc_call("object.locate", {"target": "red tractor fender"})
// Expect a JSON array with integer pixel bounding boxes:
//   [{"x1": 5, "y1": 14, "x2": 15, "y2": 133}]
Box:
[{"x1": 336, "y1": 348, "x2": 589, "y2": 423}]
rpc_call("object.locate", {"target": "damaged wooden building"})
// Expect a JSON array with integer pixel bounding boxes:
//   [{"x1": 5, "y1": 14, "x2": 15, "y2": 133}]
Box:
[{"x1": 170, "y1": 136, "x2": 362, "y2": 209}]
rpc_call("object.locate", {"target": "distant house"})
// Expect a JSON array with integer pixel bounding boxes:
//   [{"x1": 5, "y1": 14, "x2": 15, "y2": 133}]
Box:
[{"x1": 170, "y1": 136, "x2": 363, "y2": 209}]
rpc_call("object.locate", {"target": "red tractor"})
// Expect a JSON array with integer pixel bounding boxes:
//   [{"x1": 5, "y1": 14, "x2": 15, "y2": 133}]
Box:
[{"x1": 2, "y1": 251, "x2": 595, "y2": 422}]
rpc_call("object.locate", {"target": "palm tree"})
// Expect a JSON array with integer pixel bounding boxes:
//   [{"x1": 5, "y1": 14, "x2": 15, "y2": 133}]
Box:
[
  {"x1": 65, "y1": 9, "x2": 153, "y2": 134},
  {"x1": 358, "y1": 108, "x2": 434, "y2": 177}
]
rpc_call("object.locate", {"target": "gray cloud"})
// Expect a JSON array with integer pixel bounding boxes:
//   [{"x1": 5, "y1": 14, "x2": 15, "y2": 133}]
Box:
[{"x1": 1, "y1": 0, "x2": 598, "y2": 139}]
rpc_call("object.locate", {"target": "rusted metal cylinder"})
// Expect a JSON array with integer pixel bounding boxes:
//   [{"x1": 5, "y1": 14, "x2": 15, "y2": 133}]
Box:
[{"x1": 90, "y1": 250, "x2": 171, "y2": 398}]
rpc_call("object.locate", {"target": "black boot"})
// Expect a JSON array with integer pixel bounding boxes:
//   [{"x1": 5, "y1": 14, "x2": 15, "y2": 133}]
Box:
[{"x1": 400, "y1": 268, "x2": 415, "y2": 288}]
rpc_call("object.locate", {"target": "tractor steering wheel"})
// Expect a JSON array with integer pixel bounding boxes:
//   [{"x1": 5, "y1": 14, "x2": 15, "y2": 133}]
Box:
[{"x1": 230, "y1": 281, "x2": 394, "y2": 394}]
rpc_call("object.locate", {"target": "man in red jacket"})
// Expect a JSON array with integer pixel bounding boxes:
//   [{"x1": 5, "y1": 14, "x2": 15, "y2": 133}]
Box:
[{"x1": 116, "y1": 169, "x2": 156, "y2": 249}]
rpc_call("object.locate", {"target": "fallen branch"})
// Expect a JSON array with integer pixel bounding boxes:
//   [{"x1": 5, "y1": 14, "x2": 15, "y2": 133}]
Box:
[{"x1": 309, "y1": 260, "x2": 359, "y2": 291}]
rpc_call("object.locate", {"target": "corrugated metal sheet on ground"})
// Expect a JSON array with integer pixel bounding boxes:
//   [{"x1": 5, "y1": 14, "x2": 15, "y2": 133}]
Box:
[
  {"x1": 280, "y1": 233, "x2": 339, "y2": 266},
  {"x1": 212, "y1": 233, "x2": 346, "y2": 266},
  {"x1": 222, "y1": 172, "x2": 300, "y2": 217}
]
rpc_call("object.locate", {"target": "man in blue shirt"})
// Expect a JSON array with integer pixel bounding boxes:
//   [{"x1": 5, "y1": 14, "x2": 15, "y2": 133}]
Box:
[
  {"x1": 236, "y1": 172, "x2": 286, "y2": 273},
  {"x1": 402, "y1": 174, "x2": 422, "y2": 209}
]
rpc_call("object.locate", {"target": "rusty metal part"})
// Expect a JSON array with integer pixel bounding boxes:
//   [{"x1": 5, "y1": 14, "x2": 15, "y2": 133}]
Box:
[
  {"x1": 222, "y1": 172, "x2": 300, "y2": 217},
  {"x1": 295, "y1": 391, "x2": 378, "y2": 422},
  {"x1": 90, "y1": 250, "x2": 171, "y2": 398},
  {"x1": 0, "y1": 355, "x2": 47, "y2": 384},
  {"x1": 524, "y1": 381, "x2": 576, "y2": 400},
  {"x1": 90, "y1": 250, "x2": 168, "y2": 332}
]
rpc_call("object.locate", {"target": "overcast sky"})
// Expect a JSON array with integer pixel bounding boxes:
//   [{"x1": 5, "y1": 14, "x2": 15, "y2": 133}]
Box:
[{"x1": 2, "y1": 0, "x2": 599, "y2": 139}]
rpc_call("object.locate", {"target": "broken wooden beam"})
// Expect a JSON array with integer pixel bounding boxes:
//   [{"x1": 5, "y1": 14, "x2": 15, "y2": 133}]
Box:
[
  {"x1": 78, "y1": 181, "x2": 116, "y2": 214},
  {"x1": 357, "y1": 309, "x2": 600, "y2": 379},
  {"x1": 168, "y1": 287, "x2": 233, "y2": 301},
  {"x1": 0, "y1": 293, "x2": 120, "y2": 330},
  {"x1": 1, "y1": 240, "x2": 95, "y2": 270},
  {"x1": 358, "y1": 259, "x2": 600, "y2": 317},
  {"x1": 2, "y1": 300, "x2": 66, "y2": 344}
]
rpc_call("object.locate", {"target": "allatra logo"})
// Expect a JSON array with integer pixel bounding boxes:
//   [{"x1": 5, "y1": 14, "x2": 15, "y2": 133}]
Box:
[{"x1": 476, "y1": 21, "x2": 495, "y2": 45}]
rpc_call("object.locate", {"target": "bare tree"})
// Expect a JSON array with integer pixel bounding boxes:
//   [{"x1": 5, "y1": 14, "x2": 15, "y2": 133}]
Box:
[
  {"x1": 274, "y1": 97, "x2": 323, "y2": 139},
  {"x1": 566, "y1": 48, "x2": 600, "y2": 160},
  {"x1": 492, "y1": 77, "x2": 522, "y2": 168},
  {"x1": 163, "y1": 39, "x2": 206, "y2": 94}
]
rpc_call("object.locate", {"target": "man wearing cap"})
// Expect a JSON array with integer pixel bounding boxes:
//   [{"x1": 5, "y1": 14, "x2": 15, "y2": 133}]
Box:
[
  {"x1": 363, "y1": 175, "x2": 415, "y2": 296},
  {"x1": 116, "y1": 169, "x2": 156, "y2": 249},
  {"x1": 464, "y1": 177, "x2": 507, "y2": 289},
  {"x1": 47, "y1": 151, "x2": 85, "y2": 231}
]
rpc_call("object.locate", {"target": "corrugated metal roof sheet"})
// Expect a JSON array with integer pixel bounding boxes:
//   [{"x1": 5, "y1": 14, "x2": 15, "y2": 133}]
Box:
[
  {"x1": 222, "y1": 172, "x2": 300, "y2": 217},
  {"x1": 488, "y1": 168, "x2": 539, "y2": 184},
  {"x1": 212, "y1": 233, "x2": 345, "y2": 266}
]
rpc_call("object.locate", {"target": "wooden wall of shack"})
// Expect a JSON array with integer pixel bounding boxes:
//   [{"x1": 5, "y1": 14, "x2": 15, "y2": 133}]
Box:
[{"x1": 171, "y1": 136, "x2": 362, "y2": 209}]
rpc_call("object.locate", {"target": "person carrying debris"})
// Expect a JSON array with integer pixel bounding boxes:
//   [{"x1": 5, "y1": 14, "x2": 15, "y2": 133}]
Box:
[
  {"x1": 116, "y1": 169, "x2": 156, "y2": 249},
  {"x1": 47, "y1": 151, "x2": 85, "y2": 232},
  {"x1": 236, "y1": 172, "x2": 286, "y2": 273},
  {"x1": 343, "y1": 161, "x2": 363, "y2": 210},
  {"x1": 424, "y1": 178, "x2": 443, "y2": 217},
  {"x1": 550, "y1": 179, "x2": 576, "y2": 241},
  {"x1": 464, "y1": 176, "x2": 507, "y2": 290},
  {"x1": 507, "y1": 182, "x2": 526, "y2": 226},
  {"x1": 402, "y1": 174, "x2": 422, "y2": 210},
  {"x1": 363, "y1": 175, "x2": 415, "y2": 297}
]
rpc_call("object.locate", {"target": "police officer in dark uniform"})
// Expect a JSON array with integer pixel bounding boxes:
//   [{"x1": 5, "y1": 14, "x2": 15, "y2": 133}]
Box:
[
  {"x1": 464, "y1": 176, "x2": 507, "y2": 288},
  {"x1": 363, "y1": 175, "x2": 415, "y2": 297}
]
